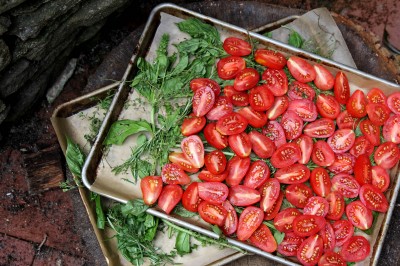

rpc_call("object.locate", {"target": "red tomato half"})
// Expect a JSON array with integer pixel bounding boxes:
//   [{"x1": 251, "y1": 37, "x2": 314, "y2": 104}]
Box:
[
  {"x1": 249, "y1": 84, "x2": 275, "y2": 111},
  {"x1": 206, "y1": 96, "x2": 233, "y2": 121},
  {"x1": 383, "y1": 114, "x2": 400, "y2": 144},
  {"x1": 216, "y1": 112, "x2": 248, "y2": 135},
  {"x1": 225, "y1": 156, "x2": 251, "y2": 186},
  {"x1": 217, "y1": 56, "x2": 246, "y2": 80},
  {"x1": 198, "y1": 182, "x2": 229, "y2": 205},
  {"x1": 192, "y1": 86, "x2": 215, "y2": 117},
  {"x1": 360, "y1": 184, "x2": 389, "y2": 212},
  {"x1": 168, "y1": 152, "x2": 199, "y2": 173},
  {"x1": 234, "y1": 68, "x2": 260, "y2": 91},
  {"x1": 262, "y1": 69, "x2": 288, "y2": 96},
  {"x1": 326, "y1": 192, "x2": 345, "y2": 220},
  {"x1": 190, "y1": 78, "x2": 221, "y2": 96},
  {"x1": 182, "y1": 182, "x2": 202, "y2": 212},
  {"x1": 303, "y1": 196, "x2": 329, "y2": 217},
  {"x1": 287, "y1": 81, "x2": 315, "y2": 101},
  {"x1": 281, "y1": 110, "x2": 304, "y2": 140},
  {"x1": 181, "y1": 114, "x2": 206, "y2": 136},
  {"x1": 354, "y1": 154, "x2": 372, "y2": 185},
  {"x1": 278, "y1": 232, "x2": 304, "y2": 256},
  {"x1": 237, "y1": 107, "x2": 268, "y2": 128},
  {"x1": 274, "y1": 208, "x2": 301, "y2": 233},
  {"x1": 243, "y1": 160, "x2": 271, "y2": 189},
  {"x1": 359, "y1": 119, "x2": 381, "y2": 146},
  {"x1": 258, "y1": 178, "x2": 280, "y2": 212},
  {"x1": 228, "y1": 132, "x2": 252, "y2": 158},
  {"x1": 331, "y1": 173, "x2": 360, "y2": 198},
  {"x1": 287, "y1": 56, "x2": 316, "y2": 83},
  {"x1": 287, "y1": 99, "x2": 318, "y2": 122},
  {"x1": 314, "y1": 64, "x2": 334, "y2": 91},
  {"x1": 319, "y1": 223, "x2": 336, "y2": 252},
  {"x1": 266, "y1": 95, "x2": 289, "y2": 120},
  {"x1": 141, "y1": 176, "x2": 163, "y2": 205},
  {"x1": 327, "y1": 129, "x2": 356, "y2": 154},
  {"x1": 371, "y1": 165, "x2": 390, "y2": 192},
  {"x1": 248, "y1": 131, "x2": 275, "y2": 159},
  {"x1": 204, "y1": 150, "x2": 227, "y2": 175},
  {"x1": 367, "y1": 87, "x2": 386, "y2": 104},
  {"x1": 270, "y1": 142, "x2": 301, "y2": 168},
  {"x1": 275, "y1": 163, "x2": 310, "y2": 184},
  {"x1": 310, "y1": 167, "x2": 332, "y2": 197},
  {"x1": 223, "y1": 37, "x2": 252, "y2": 56},
  {"x1": 332, "y1": 220, "x2": 354, "y2": 247},
  {"x1": 374, "y1": 141, "x2": 400, "y2": 169},
  {"x1": 295, "y1": 134, "x2": 313, "y2": 164},
  {"x1": 286, "y1": 183, "x2": 313, "y2": 208},
  {"x1": 254, "y1": 49, "x2": 287, "y2": 69},
  {"x1": 337, "y1": 110, "x2": 359, "y2": 130},
  {"x1": 327, "y1": 152, "x2": 355, "y2": 175},
  {"x1": 318, "y1": 251, "x2": 346, "y2": 266},
  {"x1": 366, "y1": 103, "x2": 391, "y2": 126},
  {"x1": 316, "y1": 94, "x2": 340, "y2": 119},
  {"x1": 228, "y1": 185, "x2": 261, "y2": 206},
  {"x1": 297, "y1": 234, "x2": 324, "y2": 266},
  {"x1": 181, "y1": 135, "x2": 204, "y2": 168},
  {"x1": 303, "y1": 118, "x2": 335, "y2": 138},
  {"x1": 198, "y1": 201, "x2": 227, "y2": 226},
  {"x1": 222, "y1": 200, "x2": 238, "y2": 236},
  {"x1": 262, "y1": 120, "x2": 287, "y2": 148},
  {"x1": 249, "y1": 224, "x2": 278, "y2": 253},
  {"x1": 198, "y1": 169, "x2": 227, "y2": 182},
  {"x1": 334, "y1": 71, "x2": 350, "y2": 104},
  {"x1": 346, "y1": 200, "x2": 373, "y2": 230},
  {"x1": 387, "y1": 91, "x2": 400, "y2": 114},
  {"x1": 224, "y1": 85, "x2": 249, "y2": 107},
  {"x1": 264, "y1": 192, "x2": 284, "y2": 220},
  {"x1": 203, "y1": 122, "x2": 228, "y2": 150},
  {"x1": 293, "y1": 215, "x2": 326, "y2": 237},
  {"x1": 347, "y1": 90, "x2": 367, "y2": 118},
  {"x1": 158, "y1": 184, "x2": 183, "y2": 214},
  {"x1": 312, "y1": 140, "x2": 335, "y2": 167},
  {"x1": 341, "y1": 236, "x2": 370, "y2": 262},
  {"x1": 349, "y1": 136, "x2": 374, "y2": 158},
  {"x1": 237, "y1": 206, "x2": 264, "y2": 241},
  {"x1": 161, "y1": 163, "x2": 191, "y2": 185}
]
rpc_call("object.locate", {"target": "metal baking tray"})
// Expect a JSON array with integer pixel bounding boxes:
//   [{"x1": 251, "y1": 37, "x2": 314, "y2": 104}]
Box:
[{"x1": 81, "y1": 3, "x2": 400, "y2": 266}]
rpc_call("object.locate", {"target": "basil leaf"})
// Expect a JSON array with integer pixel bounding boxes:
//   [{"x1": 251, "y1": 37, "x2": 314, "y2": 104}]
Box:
[
  {"x1": 65, "y1": 137, "x2": 85, "y2": 178},
  {"x1": 144, "y1": 214, "x2": 159, "y2": 241},
  {"x1": 103, "y1": 120, "x2": 152, "y2": 145},
  {"x1": 274, "y1": 231, "x2": 285, "y2": 245},
  {"x1": 211, "y1": 225, "x2": 222, "y2": 236},
  {"x1": 93, "y1": 193, "x2": 105, "y2": 229},
  {"x1": 121, "y1": 199, "x2": 149, "y2": 216},
  {"x1": 173, "y1": 204, "x2": 197, "y2": 218},
  {"x1": 288, "y1": 30, "x2": 303, "y2": 48},
  {"x1": 264, "y1": 32, "x2": 273, "y2": 38},
  {"x1": 175, "y1": 231, "x2": 191, "y2": 256}
]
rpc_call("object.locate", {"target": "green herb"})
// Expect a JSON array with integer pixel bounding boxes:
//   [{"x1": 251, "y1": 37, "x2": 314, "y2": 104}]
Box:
[
  {"x1": 175, "y1": 231, "x2": 192, "y2": 256},
  {"x1": 103, "y1": 120, "x2": 153, "y2": 145},
  {"x1": 211, "y1": 224, "x2": 223, "y2": 236},
  {"x1": 274, "y1": 231, "x2": 285, "y2": 245},
  {"x1": 173, "y1": 204, "x2": 198, "y2": 218},
  {"x1": 344, "y1": 197, "x2": 358, "y2": 205},
  {"x1": 91, "y1": 192, "x2": 105, "y2": 229},
  {"x1": 287, "y1": 29, "x2": 303, "y2": 48},
  {"x1": 264, "y1": 32, "x2": 273, "y2": 38}
]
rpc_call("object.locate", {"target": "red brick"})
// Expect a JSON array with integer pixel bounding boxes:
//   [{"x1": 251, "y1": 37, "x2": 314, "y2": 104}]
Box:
[
  {"x1": 32, "y1": 247, "x2": 86, "y2": 266},
  {"x1": 0, "y1": 234, "x2": 35, "y2": 266}
]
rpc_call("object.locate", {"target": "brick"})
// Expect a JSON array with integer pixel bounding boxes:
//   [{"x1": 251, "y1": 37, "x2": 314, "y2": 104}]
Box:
[
  {"x1": 0, "y1": 234, "x2": 35, "y2": 266},
  {"x1": 32, "y1": 246, "x2": 86, "y2": 266}
]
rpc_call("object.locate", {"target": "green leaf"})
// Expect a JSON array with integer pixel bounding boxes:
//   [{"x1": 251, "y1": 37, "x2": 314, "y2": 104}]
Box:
[
  {"x1": 175, "y1": 231, "x2": 191, "y2": 256},
  {"x1": 121, "y1": 199, "x2": 149, "y2": 216},
  {"x1": 288, "y1": 30, "x2": 304, "y2": 48},
  {"x1": 211, "y1": 225, "x2": 223, "y2": 236},
  {"x1": 65, "y1": 137, "x2": 86, "y2": 178},
  {"x1": 93, "y1": 193, "x2": 105, "y2": 229},
  {"x1": 274, "y1": 231, "x2": 285, "y2": 245},
  {"x1": 264, "y1": 32, "x2": 273, "y2": 38},
  {"x1": 171, "y1": 54, "x2": 189, "y2": 76},
  {"x1": 173, "y1": 204, "x2": 198, "y2": 218},
  {"x1": 144, "y1": 214, "x2": 159, "y2": 241},
  {"x1": 103, "y1": 120, "x2": 152, "y2": 145},
  {"x1": 176, "y1": 18, "x2": 221, "y2": 45}
]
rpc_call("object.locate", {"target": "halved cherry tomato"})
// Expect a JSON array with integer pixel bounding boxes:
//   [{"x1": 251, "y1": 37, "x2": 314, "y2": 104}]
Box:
[
  {"x1": 262, "y1": 120, "x2": 287, "y2": 148},
  {"x1": 243, "y1": 160, "x2": 270, "y2": 189},
  {"x1": 332, "y1": 219, "x2": 354, "y2": 246},
  {"x1": 303, "y1": 118, "x2": 335, "y2": 138},
  {"x1": 192, "y1": 86, "x2": 215, "y2": 117},
  {"x1": 374, "y1": 141, "x2": 400, "y2": 169},
  {"x1": 190, "y1": 78, "x2": 221, "y2": 96},
  {"x1": 254, "y1": 49, "x2": 287, "y2": 69},
  {"x1": 204, "y1": 150, "x2": 227, "y2": 175},
  {"x1": 203, "y1": 122, "x2": 228, "y2": 149},
  {"x1": 198, "y1": 169, "x2": 227, "y2": 182},
  {"x1": 168, "y1": 152, "x2": 199, "y2": 173},
  {"x1": 206, "y1": 96, "x2": 233, "y2": 121},
  {"x1": 236, "y1": 206, "x2": 264, "y2": 241},
  {"x1": 275, "y1": 163, "x2": 310, "y2": 184},
  {"x1": 181, "y1": 135, "x2": 204, "y2": 168},
  {"x1": 354, "y1": 154, "x2": 372, "y2": 185},
  {"x1": 161, "y1": 163, "x2": 191, "y2": 185},
  {"x1": 371, "y1": 165, "x2": 390, "y2": 192},
  {"x1": 297, "y1": 234, "x2": 324, "y2": 266},
  {"x1": 228, "y1": 132, "x2": 252, "y2": 158},
  {"x1": 216, "y1": 112, "x2": 248, "y2": 135},
  {"x1": 331, "y1": 173, "x2": 360, "y2": 198},
  {"x1": 387, "y1": 92, "x2": 400, "y2": 114},
  {"x1": 334, "y1": 71, "x2": 350, "y2": 104},
  {"x1": 314, "y1": 64, "x2": 334, "y2": 91},
  {"x1": 234, "y1": 68, "x2": 260, "y2": 91},
  {"x1": 293, "y1": 215, "x2": 326, "y2": 237},
  {"x1": 287, "y1": 56, "x2": 316, "y2": 83},
  {"x1": 222, "y1": 200, "x2": 238, "y2": 236},
  {"x1": 303, "y1": 196, "x2": 329, "y2": 217},
  {"x1": 262, "y1": 69, "x2": 288, "y2": 96},
  {"x1": 316, "y1": 94, "x2": 340, "y2": 119},
  {"x1": 327, "y1": 129, "x2": 355, "y2": 154},
  {"x1": 273, "y1": 208, "x2": 301, "y2": 233},
  {"x1": 217, "y1": 56, "x2": 246, "y2": 80},
  {"x1": 349, "y1": 136, "x2": 374, "y2": 158},
  {"x1": 157, "y1": 184, "x2": 183, "y2": 214},
  {"x1": 287, "y1": 81, "x2": 315, "y2": 101},
  {"x1": 366, "y1": 103, "x2": 391, "y2": 126},
  {"x1": 383, "y1": 114, "x2": 400, "y2": 144},
  {"x1": 181, "y1": 114, "x2": 206, "y2": 136},
  {"x1": 237, "y1": 107, "x2": 268, "y2": 128},
  {"x1": 249, "y1": 223, "x2": 278, "y2": 253},
  {"x1": 266, "y1": 95, "x2": 289, "y2": 120},
  {"x1": 271, "y1": 142, "x2": 301, "y2": 168},
  {"x1": 248, "y1": 131, "x2": 275, "y2": 159},
  {"x1": 310, "y1": 167, "x2": 332, "y2": 197},
  {"x1": 327, "y1": 153, "x2": 355, "y2": 175},
  {"x1": 249, "y1": 84, "x2": 275, "y2": 111},
  {"x1": 198, "y1": 201, "x2": 227, "y2": 226},
  {"x1": 228, "y1": 185, "x2": 261, "y2": 206},
  {"x1": 340, "y1": 236, "x2": 370, "y2": 262},
  {"x1": 224, "y1": 85, "x2": 249, "y2": 106},
  {"x1": 367, "y1": 87, "x2": 386, "y2": 104},
  {"x1": 264, "y1": 192, "x2": 284, "y2": 220},
  {"x1": 295, "y1": 134, "x2": 313, "y2": 164},
  {"x1": 359, "y1": 119, "x2": 381, "y2": 146},
  {"x1": 223, "y1": 37, "x2": 252, "y2": 56},
  {"x1": 288, "y1": 99, "x2": 318, "y2": 122},
  {"x1": 312, "y1": 140, "x2": 335, "y2": 167},
  {"x1": 359, "y1": 184, "x2": 389, "y2": 212},
  {"x1": 326, "y1": 192, "x2": 345, "y2": 220},
  {"x1": 336, "y1": 110, "x2": 359, "y2": 130},
  {"x1": 318, "y1": 251, "x2": 346, "y2": 266},
  {"x1": 347, "y1": 90, "x2": 367, "y2": 118},
  {"x1": 225, "y1": 156, "x2": 251, "y2": 186},
  {"x1": 182, "y1": 182, "x2": 202, "y2": 212},
  {"x1": 346, "y1": 200, "x2": 373, "y2": 230},
  {"x1": 258, "y1": 178, "x2": 280, "y2": 212},
  {"x1": 286, "y1": 183, "x2": 313, "y2": 208},
  {"x1": 141, "y1": 176, "x2": 163, "y2": 205},
  {"x1": 281, "y1": 110, "x2": 303, "y2": 140},
  {"x1": 278, "y1": 232, "x2": 304, "y2": 256},
  {"x1": 318, "y1": 223, "x2": 336, "y2": 252},
  {"x1": 198, "y1": 182, "x2": 229, "y2": 205}
]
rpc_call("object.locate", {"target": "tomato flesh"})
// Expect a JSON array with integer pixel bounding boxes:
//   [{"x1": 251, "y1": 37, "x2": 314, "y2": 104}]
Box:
[
  {"x1": 346, "y1": 200, "x2": 373, "y2": 230},
  {"x1": 286, "y1": 183, "x2": 313, "y2": 208},
  {"x1": 334, "y1": 71, "x2": 350, "y2": 104},
  {"x1": 198, "y1": 181, "x2": 229, "y2": 205},
  {"x1": 223, "y1": 37, "x2": 252, "y2": 56},
  {"x1": 192, "y1": 86, "x2": 215, "y2": 117},
  {"x1": 340, "y1": 236, "x2": 370, "y2": 262},
  {"x1": 367, "y1": 88, "x2": 386, "y2": 104},
  {"x1": 273, "y1": 208, "x2": 301, "y2": 233},
  {"x1": 249, "y1": 223, "x2": 278, "y2": 253},
  {"x1": 314, "y1": 64, "x2": 334, "y2": 91},
  {"x1": 331, "y1": 173, "x2": 360, "y2": 198},
  {"x1": 190, "y1": 78, "x2": 221, "y2": 96},
  {"x1": 161, "y1": 163, "x2": 191, "y2": 185},
  {"x1": 281, "y1": 110, "x2": 304, "y2": 140},
  {"x1": 262, "y1": 120, "x2": 287, "y2": 148},
  {"x1": 217, "y1": 56, "x2": 246, "y2": 80},
  {"x1": 296, "y1": 234, "x2": 324, "y2": 266},
  {"x1": 303, "y1": 118, "x2": 335, "y2": 138},
  {"x1": 198, "y1": 201, "x2": 227, "y2": 226},
  {"x1": 278, "y1": 232, "x2": 304, "y2": 256},
  {"x1": 224, "y1": 85, "x2": 249, "y2": 106},
  {"x1": 374, "y1": 141, "x2": 400, "y2": 169},
  {"x1": 248, "y1": 131, "x2": 275, "y2": 159},
  {"x1": 266, "y1": 95, "x2": 289, "y2": 120},
  {"x1": 158, "y1": 184, "x2": 183, "y2": 214},
  {"x1": 275, "y1": 163, "x2": 310, "y2": 184},
  {"x1": 383, "y1": 114, "x2": 400, "y2": 144},
  {"x1": 310, "y1": 167, "x2": 332, "y2": 197},
  {"x1": 225, "y1": 156, "x2": 251, "y2": 186},
  {"x1": 181, "y1": 135, "x2": 204, "y2": 168},
  {"x1": 228, "y1": 132, "x2": 252, "y2": 158},
  {"x1": 262, "y1": 69, "x2": 288, "y2": 96},
  {"x1": 354, "y1": 154, "x2": 372, "y2": 185},
  {"x1": 181, "y1": 114, "x2": 206, "y2": 136},
  {"x1": 326, "y1": 192, "x2": 345, "y2": 221},
  {"x1": 270, "y1": 142, "x2": 301, "y2": 168},
  {"x1": 182, "y1": 182, "x2": 202, "y2": 212},
  {"x1": 371, "y1": 165, "x2": 390, "y2": 192},
  {"x1": 359, "y1": 183, "x2": 389, "y2": 212},
  {"x1": 333, "y1": 219, "x2": 354, "y2": 247},
  {"x1": 228, "y1": 185, "x2": 261, "y2": 207},
  {"x1": 287, "y1": 56, "x2": 316, "y2": 83},
  {"x1": 318, "y1": 223, "x2": 336, "y2": 252},
  {"x1": 347, "y1": 90, "x2": 367, "y2": 118},
  {"x1": 204, "y1": 122, "x2": 228, "y2": 150},
  {"x1": 316, "y1": 94, "x2": 340, "y2": 119},
  {"x1": 387, "y1": 91, "x2": 400, "y2": 114},
  {"x1": 288, "y1": 81, "x2": 315, "y2": 101},
  {"x1": 237, "y1": 107, "x2": 268, "y2": 128},
  {"x1": 222, "y1": 200, "x2": 238, "y2": 235},
  {"x1": 312, "y1": 140, "x2": 335, "y2": 167},
  {"x1": 258, "y1": 178, "x2": 280, "y2": 212},
  {"x1": 287, "y1": 99, "x2": 318, "y2": 122},
  {"x1": 236, "y1": 206, "x2": 264, "y2": 241},
  {"x1": 216, "y1": 112, "x2": 248, "y2": 135},
  {"x1": 243, "y1": 160, "x2": 271, "y2": 189},
  {"x1": 327, "y1": 129, "x2": 355, "y2": 154},
  {"x1": 249, "y1": 84, "x2": 275, "y2": 111},
  {"x1": 327, "y1": 153, "x2": 355, "y2": 175},
  {"x1": 206, "y1": 96, "x2": 233, "y2": 121},
  {"x1": 303, "y1": 196, "x2": 329, "y2": 217},
  {"x1": 204, "y1": 150, "x2": 227, "y2": 175},
  {"x1": 318, "y1": 251, "x2": 346, "y2": 266},
  {"x1": 141, "y1": 176, "x2": 163, "y2": 205},
  {"x1": 234, "y1": 68, "x2": 260, "y2": 91},
  {"x1": 255, "y1": 49, "x2": 287, "y2": 69},
  {"x1": 168, "y1": 152, "x2": 199, "y2": 173}
]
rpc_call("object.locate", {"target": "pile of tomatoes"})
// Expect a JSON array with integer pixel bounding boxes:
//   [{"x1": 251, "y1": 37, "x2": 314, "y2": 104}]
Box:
[{"x1": 140, "y1": 36, "x2": 400, "y2": 265}]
